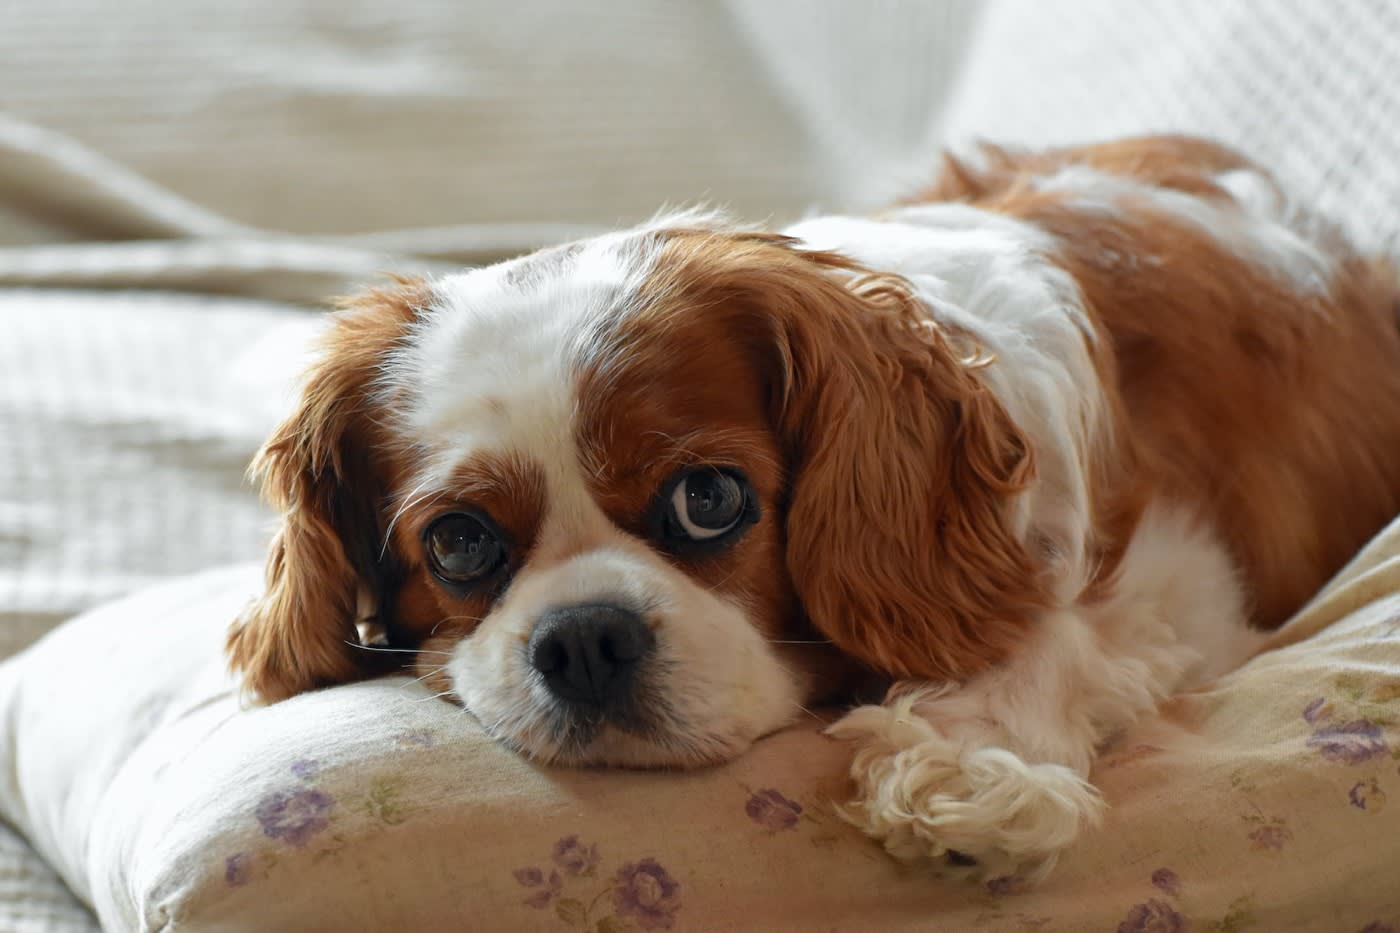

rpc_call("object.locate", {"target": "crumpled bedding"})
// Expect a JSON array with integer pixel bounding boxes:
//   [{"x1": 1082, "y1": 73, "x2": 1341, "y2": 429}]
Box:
[{"x1": 0, "y1": 826, "x2": 96, "y2": 933}]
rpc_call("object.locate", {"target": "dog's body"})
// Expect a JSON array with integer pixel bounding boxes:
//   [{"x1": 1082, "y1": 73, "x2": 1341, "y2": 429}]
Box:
[{"x1": 228, "y1": 136, "x2": 1400, "y2": 880}]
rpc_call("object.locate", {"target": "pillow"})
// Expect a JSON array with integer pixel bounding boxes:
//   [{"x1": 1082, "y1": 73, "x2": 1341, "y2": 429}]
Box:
[{"x1": 3, "y1": 519, "x2": 1400, "y2": 932}]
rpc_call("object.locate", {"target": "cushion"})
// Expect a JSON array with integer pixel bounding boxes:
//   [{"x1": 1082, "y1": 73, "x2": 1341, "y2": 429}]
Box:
[{"x1": 3, "y1": 518, "x2": 1399, "y2": 931}]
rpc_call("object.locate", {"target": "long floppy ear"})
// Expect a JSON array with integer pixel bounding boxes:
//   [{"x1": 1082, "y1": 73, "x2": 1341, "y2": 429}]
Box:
[
  {"x1": 773, "y1": 265, "x2": 1049, "y2": 681},
  {"x1": 649, "y1": 232, "x2": 1049, "y2": 682},
  {"x1": 228, "y1": 280, "x2": 426, "y2": 701}
]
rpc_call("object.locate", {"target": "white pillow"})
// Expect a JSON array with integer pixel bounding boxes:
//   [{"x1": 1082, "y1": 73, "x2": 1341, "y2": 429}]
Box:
[{"x1": 4, "y1": 519, "x2": 1400, "y2": 931}]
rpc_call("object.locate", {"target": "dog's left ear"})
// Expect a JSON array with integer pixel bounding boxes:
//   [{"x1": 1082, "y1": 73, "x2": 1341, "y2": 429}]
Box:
[
  {"x1": 651, "y1": 233, "x2": 1050, "y2": 681},
  {"x1": 770, "y1": 262, "x2": 1050, "y2": 681},
  {"x1": 227, "y1": 280, "x2": 426, "y2": 701}
]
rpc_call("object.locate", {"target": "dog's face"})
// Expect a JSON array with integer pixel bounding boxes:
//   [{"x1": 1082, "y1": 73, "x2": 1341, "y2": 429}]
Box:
[{"x1": 228, "y1": 216, "x2": 1047, "y2": 767}]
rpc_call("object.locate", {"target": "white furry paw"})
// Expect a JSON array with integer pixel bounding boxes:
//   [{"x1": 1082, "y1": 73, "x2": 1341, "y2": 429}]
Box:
[{"x1": 826, "y1": 698, "x2": 1104, "y2": 882}]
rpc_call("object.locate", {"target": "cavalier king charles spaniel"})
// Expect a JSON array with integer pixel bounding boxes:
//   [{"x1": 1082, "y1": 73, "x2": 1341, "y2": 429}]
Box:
[{"x1": 228, "y1": 135, "x2": 1400, "y2": 881}]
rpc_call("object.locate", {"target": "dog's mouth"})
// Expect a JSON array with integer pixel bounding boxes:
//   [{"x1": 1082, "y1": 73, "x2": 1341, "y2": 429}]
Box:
[
  {"x1": 463, "y1": 685, "x2": 766, "y2": 770},
  {"x1": 541, "y1": 689, "x2": 675, "y2": 757},
  {"x1": 538, "y1": 723, "x2": 757, "y2": 770},
  {"x1": 505, "y1": 691, "x2": 756, "y2": 769}
]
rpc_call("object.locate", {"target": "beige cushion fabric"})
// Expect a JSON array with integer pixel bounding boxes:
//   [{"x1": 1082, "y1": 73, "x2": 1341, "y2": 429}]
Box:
[{"x1": 1, "y1": 520, "x2": 1398, "y2": 931}]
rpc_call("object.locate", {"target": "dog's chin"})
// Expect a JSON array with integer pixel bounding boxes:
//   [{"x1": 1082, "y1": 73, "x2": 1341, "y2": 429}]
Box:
[
  {"x1": 548, "y1": 726, "x2": 755, "y2": 770},
  {"x1": 451, "y1": 670, "x2": 806, "y2": 769},
  {"x1": 483, "y1": 709, "x2": 761, "y2": 770}
]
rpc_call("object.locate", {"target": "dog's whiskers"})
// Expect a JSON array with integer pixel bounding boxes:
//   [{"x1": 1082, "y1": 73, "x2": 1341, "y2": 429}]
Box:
[
  {"x1": 429, "y1": 614, "x2": 484, "y2": 637},
  {"x1": 408, "y1": 689, "x2": 457, "y2": 703},
  {"x1": 379, "y1": 475, "x2": 443, "y2": 560},
  {"x1": 344, "y1": 641, "x2": 454, "y2": 657},
  {"x1": 406, "y1": 664, "x2": 448, "y2": 687}
]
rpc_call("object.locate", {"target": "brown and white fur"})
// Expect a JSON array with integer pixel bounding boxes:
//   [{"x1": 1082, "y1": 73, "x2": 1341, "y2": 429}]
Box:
[{"x1": 227, "y1": 136, "x2": 1400, "y2": 881}]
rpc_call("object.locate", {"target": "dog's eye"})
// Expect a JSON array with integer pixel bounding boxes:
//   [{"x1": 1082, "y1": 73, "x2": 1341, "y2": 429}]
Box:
[
  {"x1": 424, "y1": 512, "x2": 507, "y2": 585},
  {"x1": 659, "y1": 468, "x2": 756, "y2": 548}
]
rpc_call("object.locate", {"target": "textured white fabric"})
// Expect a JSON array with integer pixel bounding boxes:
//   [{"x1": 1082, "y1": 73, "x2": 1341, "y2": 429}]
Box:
[
  {"x1": 0, "y1": 1, "x2": 974, "y2": 256},
  {"x1": 939, "y1": 0, "x2": 1400, "y2": 254},
  {"x1": 0, "y1": 829, "x2": 98, "y2": 933},
  {"x1": 0, "y1": 291, "x2": 323, "y2": 660}
]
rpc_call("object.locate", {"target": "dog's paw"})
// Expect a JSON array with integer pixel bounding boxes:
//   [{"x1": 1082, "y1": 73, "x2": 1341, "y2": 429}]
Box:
[{"x1": 826, "y1": 698, "x2": 1104, "y2": 882}]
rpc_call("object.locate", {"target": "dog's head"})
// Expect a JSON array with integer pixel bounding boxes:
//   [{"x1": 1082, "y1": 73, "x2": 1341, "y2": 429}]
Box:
[{"x1": 227, "y1": 215, "x2": 1048, "y2": 766}]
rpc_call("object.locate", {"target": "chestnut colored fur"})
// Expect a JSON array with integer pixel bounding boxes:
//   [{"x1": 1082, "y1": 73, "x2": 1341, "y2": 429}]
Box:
[
  {"x1": 929, "y1": 138, "x2": 1400, "y2": 626},
  {"x1": 227, "y1": 280, "x2": 428, "y2": 700}
]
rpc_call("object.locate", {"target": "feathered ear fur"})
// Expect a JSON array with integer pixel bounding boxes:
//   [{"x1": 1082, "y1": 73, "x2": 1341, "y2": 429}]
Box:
[
  {"x1": 227, "y1": 280, "x2": 426, "y2": 701},
  {"x1": 648, "y1": 233, "x2": 1051, "y2": 681},
  {"x1": 777, "y1": 272, "x2": 1048, "y2": 680}
]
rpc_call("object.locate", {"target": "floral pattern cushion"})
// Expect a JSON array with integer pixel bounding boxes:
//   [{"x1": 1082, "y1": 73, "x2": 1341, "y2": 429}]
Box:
[{"x1": 2, "y1": 516, "x2": 1399, "y2": 932}]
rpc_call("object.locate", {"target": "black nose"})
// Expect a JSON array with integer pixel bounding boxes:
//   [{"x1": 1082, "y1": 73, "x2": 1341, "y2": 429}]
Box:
[{"x1": 528, "y1": 604, "x2": 655, "y2": 708}]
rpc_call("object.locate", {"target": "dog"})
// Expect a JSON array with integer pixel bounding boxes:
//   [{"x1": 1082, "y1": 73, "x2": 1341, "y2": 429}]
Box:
[{"x1": 227, "y1": 135, "x2": 1400, "y2": 880}]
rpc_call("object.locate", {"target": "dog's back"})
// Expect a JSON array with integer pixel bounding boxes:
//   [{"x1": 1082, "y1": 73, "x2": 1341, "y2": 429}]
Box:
[{"x1": 916, "y1": 135, "x2": 1400, "y2": 625}]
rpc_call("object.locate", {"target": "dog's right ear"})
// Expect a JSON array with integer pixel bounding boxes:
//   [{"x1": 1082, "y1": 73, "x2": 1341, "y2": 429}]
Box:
[{"x1": 228, "y1": 279, "x2": 429, "y2": 701}]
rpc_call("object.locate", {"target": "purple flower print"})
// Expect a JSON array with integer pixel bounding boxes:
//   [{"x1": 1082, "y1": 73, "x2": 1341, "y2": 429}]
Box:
[
  {"x1": 612, "y1": 858, "x2": 682, "y2": 930},
  {"x1": 984, "y1": 875, "x2": 1026, "y2": 896},
  {"x1": 224, "y1": 853, "x2": 253, "y2": 887},
  {"x1": 1349, "y1": 778, "x2": 1387, "y2": 812},
  {"x1": 255, "y1": 789, "x2": 334, "y2": 847},
  {"x1": 513, "y1": 867, "x2": 545, "y2": 886},
  {"x1": 1117, "y1": 899, "x2": 1186, "y2": 933},
  {"x1": 513, "y1": 867, "x2": 563, "y2": 909},
  {"x1": 551, "y1": 835, "x2": 601, "y2": 876},
  {"x1": 1302, "y1": 697, "x2": 1330, "y2": 724},
  {"x1": 289, "y1": 759, "x2": 320, "y2": 780},
  {"x1": 1308, "y1": 720, "x2": 1390, "y2": 764},
  {"x1": 1150, "y1": 868, "x2": 1182, "y2": 897},
  {"x1": 1249, "y1": 823, "x2": 1293, "y2": 851},
  {"x1": 745, "y1": 788, "x2": 803, "y2": 832}
]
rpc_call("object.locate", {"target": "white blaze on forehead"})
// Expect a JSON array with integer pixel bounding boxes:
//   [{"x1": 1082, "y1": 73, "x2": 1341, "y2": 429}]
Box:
[{"x1": 381, "y1": 234, "x2": 653, "y2": 507}]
